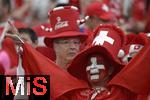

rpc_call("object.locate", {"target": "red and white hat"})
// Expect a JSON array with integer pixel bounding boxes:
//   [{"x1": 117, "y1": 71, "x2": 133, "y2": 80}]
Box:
[
  {"x1": 68, "y1": 24, "x2": 126, "y2": 81},
  {"x1": 32, "y1": 23, "x2": 51, "y2": 37},
  {"x1": 44, "y1": 6, "x2": 88, "y2": 48},
  {"x1": 85, "y1": 1, "x2": 116, "y2": 21},
  {"x1": 121, "y1": 33, "x2": 149, "y2": 63}
]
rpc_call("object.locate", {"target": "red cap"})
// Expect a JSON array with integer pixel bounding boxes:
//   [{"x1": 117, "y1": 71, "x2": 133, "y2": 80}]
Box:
[
  {"x1": 68, "y1": 24, "x2": 125, "y2": 81},
  {"x1": 85, "y1": 1, "x2": 116, "y2": 21},
  {"x1": 121, "y1": 33, "x2": 149, "y2": 63},
  {"x1": 44, "y1": 6, "x2": 87, "y2": 48}
]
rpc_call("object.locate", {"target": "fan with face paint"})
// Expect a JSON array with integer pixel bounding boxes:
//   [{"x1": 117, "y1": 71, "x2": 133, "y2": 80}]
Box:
[{"x1": 86, "y1": 55, "x2": 114, "y2": 87}]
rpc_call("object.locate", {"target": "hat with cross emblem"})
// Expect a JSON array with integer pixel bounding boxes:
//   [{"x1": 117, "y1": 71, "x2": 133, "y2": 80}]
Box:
[
  {"x1": 121, "y1": 33, "x2": 149, "y2": 64},
  {"x1": 68, "y1": 24, "x2": 126, "y2": 81}
]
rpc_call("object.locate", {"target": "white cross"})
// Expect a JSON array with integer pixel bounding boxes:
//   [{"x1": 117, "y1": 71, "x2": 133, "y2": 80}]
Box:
[
  {"x1": 92, "y1": 31, "x2": 114, "y2": 46},
  {"x1": 86, "y1": 57, "x2": 105, "y2": 71},
  {"x1": 102, "y1": 4, "x2": 109, "y2": 12}
]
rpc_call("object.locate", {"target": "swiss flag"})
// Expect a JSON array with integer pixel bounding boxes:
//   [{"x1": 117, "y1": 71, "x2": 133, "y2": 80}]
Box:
[
  {"x1": 109, "y1": 41, "x2": 150, "y2": 94},
  {"x1": 22, "y1": 43, "x2": 88, "y2": 99}
]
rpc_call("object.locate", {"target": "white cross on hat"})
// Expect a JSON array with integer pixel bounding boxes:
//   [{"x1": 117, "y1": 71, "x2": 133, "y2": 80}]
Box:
[{"x1": 92, "y1": 31, "x2": 114, "y2": 46}]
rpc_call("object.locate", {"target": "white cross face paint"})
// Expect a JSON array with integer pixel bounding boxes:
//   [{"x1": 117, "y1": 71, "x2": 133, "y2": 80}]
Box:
[
  {"x1": 91, "y1": 74, "x2": 100, "y2": 80},
  {"x1": 86, "y1": 57, "x2": 105, "y2": 81},
  {"x1": 90, "y1": 68, "x2": 99, "y2": 74}
]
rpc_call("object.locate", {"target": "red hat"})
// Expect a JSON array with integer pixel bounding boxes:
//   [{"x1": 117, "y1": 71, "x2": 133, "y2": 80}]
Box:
[
  {"x1": 68, "y1": 24, "x2": 125, "y2": 81},
  {"x1": 125, "y1": 33, "x2": 136, "y2": 45},
  {"x1": 121, "y1": 33, "x2": 149, "y2": 63},
  {"x1": 123, "y1": 33, "x2": 149, "y2": 55},
  {"x1": 85, "y1": 1, "x2": 116, "y2": 21},
  {"x1": 44, "y1": 6, "x2": 88, "y2": 48},
  {"x1": 32, "y1": 23, "x2": 51, "y2": 37}
]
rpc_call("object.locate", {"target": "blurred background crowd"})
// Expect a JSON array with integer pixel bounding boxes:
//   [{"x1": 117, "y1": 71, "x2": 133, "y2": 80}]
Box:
[{"x1": 0, "y1": 0, "x2": 149, "y2": 34}]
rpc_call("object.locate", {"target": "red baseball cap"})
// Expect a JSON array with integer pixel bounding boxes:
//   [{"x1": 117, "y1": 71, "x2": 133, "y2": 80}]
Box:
[
  {"x1": 85, "y1": 1, "x2": 116, "y2": 21},
  {"x1": 44, "y1": 6, "x2": 88, "y2": 48},
  {"x1": 68, "y1": 24, "x2": 126, "y2": 81}
]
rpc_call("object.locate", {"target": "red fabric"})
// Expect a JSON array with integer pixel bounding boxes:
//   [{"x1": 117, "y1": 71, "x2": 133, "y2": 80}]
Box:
[
  {"x1": 57, "y1": 86, "x2": 139, "y2": 100},
  {"x1": 109, "y1": 41, "x2": 150, "y2": 94},
  {"x1": 0, "y1": 63, "x2": 4, "y2": 75},
  {"x1": 36, "y1": 46, "x2": 56, "y2": 61},
  {"x1": 22, "y1": 43, "x2": 89, "y2": 99},
  {"x1": 145, "y1": 18, "x2": 150, "y2": 32},
  {"x1": 125, "y1": 33, "x2": 137, "y2": 45},
  {"x1": 5, "y1": 67, "x2": 17, "y2": 75},
  {"x1": 2, "y1": 37, "x2": 18, "y2": 67}
]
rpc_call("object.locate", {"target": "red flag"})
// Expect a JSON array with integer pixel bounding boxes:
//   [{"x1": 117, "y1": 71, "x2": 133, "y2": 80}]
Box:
[
  {"x1": 22, "y1": 43, "x2": 89, "y2": 99},
  {"x1": 109, "y1": 41, "x2": 150, "y2": 94}
]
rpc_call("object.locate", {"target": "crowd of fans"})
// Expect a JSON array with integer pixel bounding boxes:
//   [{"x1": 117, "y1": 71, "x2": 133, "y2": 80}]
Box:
[{"x1": 0, "y1": 0, "x2": 150, "y2": 100}]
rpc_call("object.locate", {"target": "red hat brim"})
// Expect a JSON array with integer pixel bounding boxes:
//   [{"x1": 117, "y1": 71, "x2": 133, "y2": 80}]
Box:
[
  {"x1": 68, "y1": 45, "x2": 123, "y2": 81},
  {"x1": 44, "y1": 31, "x2": 87, "y2": 48}
]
